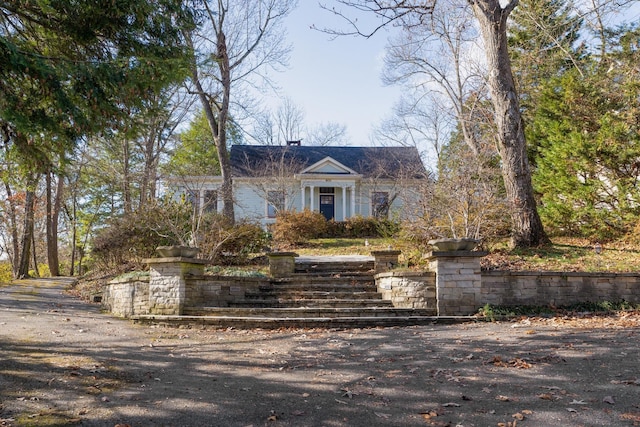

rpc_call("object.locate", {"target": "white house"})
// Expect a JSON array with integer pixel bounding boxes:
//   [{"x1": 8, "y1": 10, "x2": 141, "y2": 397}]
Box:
[{"x1": 170, "y1": 142, "x2": 428, "y2": 227}]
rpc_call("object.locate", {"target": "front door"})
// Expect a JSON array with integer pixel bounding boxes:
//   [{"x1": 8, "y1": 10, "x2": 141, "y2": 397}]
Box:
[{"x1": 320, "y1": 195, "x2": 335, "y2": 220}]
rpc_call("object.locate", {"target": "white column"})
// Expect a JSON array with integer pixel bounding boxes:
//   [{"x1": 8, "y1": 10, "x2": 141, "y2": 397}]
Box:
[
  {"x1": 342, "y1": 185, "x2": 347, "y2": 220},
  {"x1": 300, "y1": 184, "x2": 305, "y2": 210},
  {"x1": 310, "y1": 186, "x2": 315, "y2": 211},
  {"x1": 350, "y1": 185, "x2": 356, "y2": 217}
]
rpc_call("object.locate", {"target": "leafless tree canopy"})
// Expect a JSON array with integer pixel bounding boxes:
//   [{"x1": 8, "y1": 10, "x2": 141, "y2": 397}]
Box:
[
  {"x1": 319, "y1": 1, "x2": 436, "y2": 38},
  {"x1": 321, "y1": 0, "x2": 548, "y2": 247},
  {"x1": 185, "y1": 0, "x2": 296, "y2": 223}
]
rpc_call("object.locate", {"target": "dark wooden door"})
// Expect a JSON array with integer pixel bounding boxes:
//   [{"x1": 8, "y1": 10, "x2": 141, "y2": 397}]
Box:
[{"x1": 320, "y1": 195, "x2": 335, "y2": 220}]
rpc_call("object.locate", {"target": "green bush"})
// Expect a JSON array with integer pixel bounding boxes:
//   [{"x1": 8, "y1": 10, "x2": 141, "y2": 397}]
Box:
[{"x1": 272, "y1": 209, "x2": 328, "y2": 247}]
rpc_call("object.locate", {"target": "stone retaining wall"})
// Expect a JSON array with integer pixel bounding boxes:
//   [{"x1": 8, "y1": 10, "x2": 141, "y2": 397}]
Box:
[
  {"x1": 375, "y1": 271, "x2": 436, "y2": 310},
  {"x1": 481, "y1": 271, "x2": 640, "y2": 307},
  {"x1": 102, "y1": 256, "x2": 640, "y2": 319},
  {"x1": 185, "y1": 276, "x2": 268, "y2": 309},
  {"x1": 104, "y1": 274, "x2": 269, "y2": 316},
  {"x1": 102, "y1": 274, "x2": 149, "y2": 317}
]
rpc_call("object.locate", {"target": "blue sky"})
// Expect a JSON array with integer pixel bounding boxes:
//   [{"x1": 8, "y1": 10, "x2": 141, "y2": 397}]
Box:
[
  {"x1": 270, "y1": 2, "x2": 401, "y2": 146},
  {"x1": 272, "y1": 2, "x2": 640, "y2": 148}
]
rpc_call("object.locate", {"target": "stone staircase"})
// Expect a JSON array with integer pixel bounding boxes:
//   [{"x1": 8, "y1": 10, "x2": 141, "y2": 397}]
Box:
[{"x1": 132, "y1": 256, "x2": 466, "y2": 329}]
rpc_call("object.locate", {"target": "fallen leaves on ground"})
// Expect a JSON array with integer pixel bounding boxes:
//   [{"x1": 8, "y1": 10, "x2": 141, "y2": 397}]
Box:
[
  {"x1": 420, "y1": 409, "x2": 452, "y2": 427},
  {"x1": 621, "y1": 412, "x2": 640, "y2": 426},
  {"x1": 489, "y1": 356, "x2": 533, "y2": 369}
]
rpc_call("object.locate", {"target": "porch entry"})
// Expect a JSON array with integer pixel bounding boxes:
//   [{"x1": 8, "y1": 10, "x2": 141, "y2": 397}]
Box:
[{"x1": 319, "y1": 187, "x2": 335, "y2": 220}]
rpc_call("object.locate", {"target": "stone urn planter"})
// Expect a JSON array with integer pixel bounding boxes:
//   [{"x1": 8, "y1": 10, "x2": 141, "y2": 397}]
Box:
[
  {"x1": 427, "y1": 238, "x2": 479, "y2": 252},
  {"x1": 156, "y1": 245, "x2": 200, "y2": 258}
]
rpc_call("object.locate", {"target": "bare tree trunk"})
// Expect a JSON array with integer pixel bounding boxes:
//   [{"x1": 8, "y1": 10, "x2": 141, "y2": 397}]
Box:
[
  {"x1": 68, "y1": 197, "x2": 77, "y2": 276},
  {"x1": 17, "y1": 177, "x2": 38, "y2": 279},
  {"x1": 470, "y1": 0, "x2": 547, "y2": 247},
  {"x1": 216, "y1": 31, "x2": 234, "y2": 223},
  {"x1": 31, "y1": 230, "x2": 39, "y2": 277},
  {"x1": 122, "y1": 139, "x2": 132, "y2": 214},
  {"x1": 187, "y1": 32, "x2": 235, "y2": 224},
  {"x1": 3, "y1": 180, "x2": 20, "y2": 275},
  {"x1": 46, "y1": 170, "x2": 62, "y2": 276},
  {"x1": 139, "y1": 128, "x2": 157, "y2": 208}
]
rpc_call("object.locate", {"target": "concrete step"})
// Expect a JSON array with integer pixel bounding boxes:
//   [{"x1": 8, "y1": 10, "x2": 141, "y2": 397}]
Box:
[
  {"x1": 243, "y1": 291, "x2": 383, "y2": 300},
  {"x1": 251, "y1": 283, "x2": 378, "y2": 298},
  {"x1": 295, "y1": 261, "x2": 374, "y2": 274},
  {"x1": 282, "y1": 274, "x2": 375, "y2": 284},
  {"x1": 131, "y1": 314, "x2": 469, "y2": 329},
  {"x1": 228, "y1": 299, "x2": 393, "y2": 308},
  {"x1": 184, "y1": 306, "x2": 432, "y2": 318}
]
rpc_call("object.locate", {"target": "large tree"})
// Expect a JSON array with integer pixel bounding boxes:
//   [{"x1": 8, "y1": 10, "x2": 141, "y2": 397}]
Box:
[
  {"x1": 185, "y1": 0, "x2": 296, "y2": 223},
  {"x1": 326, "y1": 0, "x2": 547, "y2": 247},
  {"x1": 0, "y1": 0, "x2": 194, "y2": 277},
  {"x1": 0, "y1": 0, "x2": 193, "y2": 147},
  {"x1": 469, "y1": 0, "x2": 546, "y2": 247}
]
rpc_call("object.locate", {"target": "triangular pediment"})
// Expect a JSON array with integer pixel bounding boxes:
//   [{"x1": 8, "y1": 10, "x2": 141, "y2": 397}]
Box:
[{"x1": 300, "y1": 156, "x2": 358, "y2": 175}]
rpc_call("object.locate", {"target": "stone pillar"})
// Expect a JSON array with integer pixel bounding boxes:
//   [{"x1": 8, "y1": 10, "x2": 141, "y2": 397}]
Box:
[
  {"x1": 427, "y1": 250, "x2": 487, "y2": 316},
  {"x1": 267, "y1": 252, "x2": 298, "y2": 277},
  {"x1": 145, "y1": 257, "x2": 207, "y2": 315},
  {"x1": 371, "y1": 250, "x2": 401, "y2": 273}
]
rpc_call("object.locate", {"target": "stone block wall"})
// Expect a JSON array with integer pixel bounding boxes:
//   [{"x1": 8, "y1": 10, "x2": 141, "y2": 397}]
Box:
[
  {"x1": 103, "y1": 272, "x2": 270, "y2": 317},
  {"x1": 375, "y1": 271, "x2": 436, "y2": 312},
  {"x1": 102, "y1": 274, "x2": 149, "y2": 317},
  {"x1": 481, "y1": 271, "x2": 640, "y2": 307},
  {"x1": 185, "y1": 276, "x2": 268, "y2": 309}
]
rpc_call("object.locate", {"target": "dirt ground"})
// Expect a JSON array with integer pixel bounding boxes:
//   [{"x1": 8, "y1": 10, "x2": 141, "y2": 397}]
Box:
[{"x1": 1, "y1": 279, "x2": 640, "y2": 427}]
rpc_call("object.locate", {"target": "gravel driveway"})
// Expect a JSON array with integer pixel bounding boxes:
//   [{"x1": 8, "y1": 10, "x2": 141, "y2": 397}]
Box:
[{"x1": 1, "y1": 278, "x2": 639, "y2": 426}]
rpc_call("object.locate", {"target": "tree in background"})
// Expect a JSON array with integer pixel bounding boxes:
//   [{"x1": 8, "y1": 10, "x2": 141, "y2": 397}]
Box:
[
  {"x1": 166, "y1": 110, "x2": 222, "y2": 177},
  {"x1": 326, "y1": 0, "x2": 547, "y2": 247},
  {"x1": 382, "y1": 0, "x2": 487, "y2": 156},
  {"x1": 184, "y1": 0, "x2": 296, "y2": 224},
  {"x1": 530, "y1": 24, "x2": 640, "y2": 239},
  {"x1": 251, "y1": 97, "x2": 349, "y2": 146},
  {"x1": 0, "y1": 0, "x2": 193, "y2": 277},
  {"x1": 508, "y1": 0, "x2": 585, "y2": 163}
]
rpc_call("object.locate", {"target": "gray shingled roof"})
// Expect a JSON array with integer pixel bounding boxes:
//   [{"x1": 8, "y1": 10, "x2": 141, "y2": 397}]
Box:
[{"x1": 230, "y1": 145, "x2": 427, "y2": 179}]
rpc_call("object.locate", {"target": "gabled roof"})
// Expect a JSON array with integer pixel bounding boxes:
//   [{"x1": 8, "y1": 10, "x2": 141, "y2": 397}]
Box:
[
  {"x1": 230, "y1": 145, "x2": 427, "y2": 179},
  {"x1": 300, "y1": 156, "x2": 360, "y2": 175}
]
